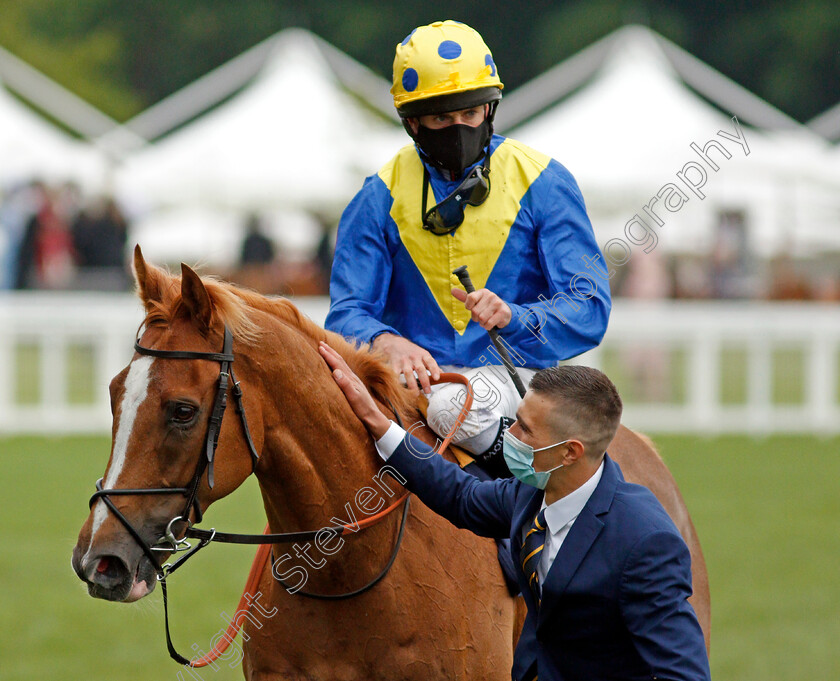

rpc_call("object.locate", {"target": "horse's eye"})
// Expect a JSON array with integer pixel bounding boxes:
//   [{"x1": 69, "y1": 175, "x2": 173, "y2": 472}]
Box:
[{"x1": 171, "y1": 404, "x2": 197, "y2": 424}]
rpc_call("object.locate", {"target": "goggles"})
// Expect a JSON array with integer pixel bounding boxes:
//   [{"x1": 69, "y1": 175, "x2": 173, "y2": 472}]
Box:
[{"x1": 421, "y1": 155, "x2": 491, "y2": 236}]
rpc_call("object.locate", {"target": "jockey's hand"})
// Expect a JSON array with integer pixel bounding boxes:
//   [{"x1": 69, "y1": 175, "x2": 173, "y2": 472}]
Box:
[
  {"x1": 451, "y1": 287, "x2": 512, "y2": 331},
  {"x1": 319, "y1": 342, "x2": 391, "y2": 440},
  {"x1": 370, "y1": 333, "x2": 441, "y2": 396}
]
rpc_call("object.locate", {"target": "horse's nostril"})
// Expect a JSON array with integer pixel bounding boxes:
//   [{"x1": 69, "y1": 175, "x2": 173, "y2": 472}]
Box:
[{"x1": 84, "y1": 554, "x2": 131, "y2": 589}]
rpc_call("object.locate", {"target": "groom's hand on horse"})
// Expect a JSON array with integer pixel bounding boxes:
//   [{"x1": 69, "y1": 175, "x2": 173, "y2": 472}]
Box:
[
  {"x1": 370, "y1": 333, "x2": 441, "y2": 395},
  {"x1": 319, "y1": 341, "x2": 392, "y2": 440}
]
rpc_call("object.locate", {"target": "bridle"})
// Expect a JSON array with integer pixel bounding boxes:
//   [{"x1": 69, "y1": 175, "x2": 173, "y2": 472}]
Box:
[
  {"x1": 86, "y1": 325, "x2": 417, "y2": 666},
  {"x1": 89, "y1": 326, "x2": 260, "y2": 574}
]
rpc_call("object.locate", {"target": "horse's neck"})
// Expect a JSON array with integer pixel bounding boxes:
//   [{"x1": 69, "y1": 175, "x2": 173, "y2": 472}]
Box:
[
  {"x1": 257, "y1": 414, "x2": 383, "y2": 534},
  {"x1": 241, "y1": 332, "x2": 419, "y2": 591},
  {"x1": 246, "y1": 332, "x2": 400, "y2": 533}
]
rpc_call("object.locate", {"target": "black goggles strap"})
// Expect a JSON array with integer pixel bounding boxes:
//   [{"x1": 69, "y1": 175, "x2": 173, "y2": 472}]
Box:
[{"x1": 421, "y1": 151, "x2": 491, "y2": 235}]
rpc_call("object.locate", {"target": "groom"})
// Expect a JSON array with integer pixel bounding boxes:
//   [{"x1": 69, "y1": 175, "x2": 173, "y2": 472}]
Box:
[{"x1": 318, "y1": 341, "x2": 710, "y2": 681}]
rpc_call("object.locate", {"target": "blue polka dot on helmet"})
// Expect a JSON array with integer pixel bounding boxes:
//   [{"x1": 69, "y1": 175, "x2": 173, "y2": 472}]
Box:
[
  {"x1": 391, "y1": 20, "x2": 503, "y2": 118},
  {"x1": 401, "y1": 29, "x2": 416, "y2": 46},
  {"x1": 402, "y1": 67, "x2": 419, "y2": 92},
  {"x1": 438, "y1": 40, "x2": 462, "y2": 59}
]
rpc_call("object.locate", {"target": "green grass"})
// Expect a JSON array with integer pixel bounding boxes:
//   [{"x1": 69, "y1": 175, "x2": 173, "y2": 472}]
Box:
[
  {"x1": 0, "y1": 436, "x2": 265, "y2": 681},
  {"x1": 14, "y1": 345, "x2": 41, "y2": 404},
  {"x1": 656, "y1": 435, "x2": 840, "y2": 680},
  {"x1": 13, "y1": 343, "x2": 98, "y2": 405},
  {"x1": 2, "y1": 435, "x2": 839, "y2": 680},
  {"x1": 66, "y1": 344, "x2": 97, "y2": 404}
]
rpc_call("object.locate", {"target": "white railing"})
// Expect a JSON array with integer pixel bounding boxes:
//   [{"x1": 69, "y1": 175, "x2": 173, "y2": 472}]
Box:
[
  {"x1": 1, "y1": 294, "x2": 838, "y2": 434},
  {"x1": 575, "y1": 301, "x2": 840, "y2": 433}
]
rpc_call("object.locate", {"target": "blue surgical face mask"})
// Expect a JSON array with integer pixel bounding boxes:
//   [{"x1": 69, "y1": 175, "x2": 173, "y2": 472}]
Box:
[{"x1": 502, "y1": 429, "x2": 568, "y2": 490}]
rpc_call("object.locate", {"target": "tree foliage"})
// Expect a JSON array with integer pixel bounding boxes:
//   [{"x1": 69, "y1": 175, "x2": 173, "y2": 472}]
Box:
[
  {"x1": 0, "y1": 0, "x2": 837, "y2": 124},
  {"x1": 0, "y1": 0, "x2": 142, "y2": 120}
]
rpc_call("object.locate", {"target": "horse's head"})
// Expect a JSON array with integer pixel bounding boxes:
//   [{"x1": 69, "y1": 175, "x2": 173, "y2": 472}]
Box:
[{"x1": 72, "y1": 247, "x2": 260, "y2": 602}]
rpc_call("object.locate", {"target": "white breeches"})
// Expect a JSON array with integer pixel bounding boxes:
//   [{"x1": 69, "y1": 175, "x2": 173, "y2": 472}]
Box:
[{"x1": 426, "y1": 365, "x2": 537, "y2": 454}]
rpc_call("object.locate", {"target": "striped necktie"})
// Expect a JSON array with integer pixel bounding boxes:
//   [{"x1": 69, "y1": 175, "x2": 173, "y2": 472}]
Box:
[{"x1": 520, "y1": 508, "x2": 548, "y2": 606}]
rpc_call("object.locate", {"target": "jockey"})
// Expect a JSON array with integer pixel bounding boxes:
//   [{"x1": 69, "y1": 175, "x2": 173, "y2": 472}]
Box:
[{"x1": 326, "y1": 20, "x2": 610, "y2": 477}]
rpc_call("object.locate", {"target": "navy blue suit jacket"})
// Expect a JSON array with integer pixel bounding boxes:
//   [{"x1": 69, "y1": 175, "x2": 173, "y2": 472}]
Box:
[{"x1": 388, "y1": 433, "x2": 710, "y2": 681}]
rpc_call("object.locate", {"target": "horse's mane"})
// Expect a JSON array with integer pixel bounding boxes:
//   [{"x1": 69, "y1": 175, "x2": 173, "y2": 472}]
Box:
[{"x1": 140, "y1": 267, "x2": 418, "y2": 420}]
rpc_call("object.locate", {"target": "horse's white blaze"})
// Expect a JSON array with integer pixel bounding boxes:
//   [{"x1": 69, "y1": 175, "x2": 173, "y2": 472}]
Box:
[{"x1": 88, "y1": 356, "x2": 154, "y2": 548}]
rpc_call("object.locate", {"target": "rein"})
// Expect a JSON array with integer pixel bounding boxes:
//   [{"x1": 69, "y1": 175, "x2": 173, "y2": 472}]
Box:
[{"x1": 88, "y1": 325, "x2": 475, "y2": 668}]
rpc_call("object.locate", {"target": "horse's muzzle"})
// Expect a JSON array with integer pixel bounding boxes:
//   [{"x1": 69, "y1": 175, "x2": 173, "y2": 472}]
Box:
[{"x1": 72, "y1": 546, "x2": 157, "y2": 602}]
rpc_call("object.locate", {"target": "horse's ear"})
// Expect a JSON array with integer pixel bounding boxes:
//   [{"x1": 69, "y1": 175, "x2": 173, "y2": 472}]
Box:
[
  {"x1": 180, "y1": 263, "x2": 213, "y2": 331},
  {"x1": 133, "y1": 244, "x2": 164, "y2": 308}
]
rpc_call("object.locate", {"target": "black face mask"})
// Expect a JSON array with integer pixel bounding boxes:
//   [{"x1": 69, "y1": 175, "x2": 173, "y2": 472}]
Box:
[{"x1": 414, "y1": 119, "x2": 491, "y2": 174}]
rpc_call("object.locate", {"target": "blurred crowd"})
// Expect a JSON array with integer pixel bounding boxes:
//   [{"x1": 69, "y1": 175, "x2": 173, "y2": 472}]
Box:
[
  {"x1": 225, "y1": 212, "x2": 334, "y2": 296},
  {"x1": 1, "y1": 180, "x2": 129, "y2": 291},
  {"x1": 613, "y1": 211, "x2": 840, "y2": 303},
  {"x1": 0, "y1": 182, "x2": 335, "y2": 296},
  {"x1": 2, "y1": 183, "x2": 838, "y2": 301},
  {"x1": 612, "y1": 248, "x2": 840, "y2": 303}
]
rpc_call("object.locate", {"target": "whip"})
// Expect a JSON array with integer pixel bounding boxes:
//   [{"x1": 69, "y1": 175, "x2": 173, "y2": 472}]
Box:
[{"x1": 452, "y1": 265, "x2": 526, "y2": 398}]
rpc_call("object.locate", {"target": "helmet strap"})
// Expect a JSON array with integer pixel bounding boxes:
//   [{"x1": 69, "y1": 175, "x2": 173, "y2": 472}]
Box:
[{"x1": 486, "y1": 100, "x2": 499, "y2": 135}]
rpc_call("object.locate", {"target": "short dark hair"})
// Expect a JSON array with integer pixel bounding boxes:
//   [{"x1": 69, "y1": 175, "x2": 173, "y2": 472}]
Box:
[{"x1": 529, "y1": 365, "x2": 623, "y2": 455}]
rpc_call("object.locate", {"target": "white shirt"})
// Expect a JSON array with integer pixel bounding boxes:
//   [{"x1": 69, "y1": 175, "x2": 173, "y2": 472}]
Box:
[
  {"x1": 533, "y1": 460, "x2": 603, "y2": 583},
  {"x1": 374, "y1": 422, "x2": 605, "y2": 582}
]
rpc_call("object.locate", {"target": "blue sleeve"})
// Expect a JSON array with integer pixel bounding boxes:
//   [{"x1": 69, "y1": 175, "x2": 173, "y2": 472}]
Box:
[
  {"x1": 388, "y1": 432, "x2": 519, "y2": 539},
  {"x1": 499, "y1": 161, "x2": 612, "y2": 361},
  {"x1": 620, "y1": 530, "x2": 711, "y2": 681},
  {"x1": 325, "y1": 176, "x2": 402, "y2": 344}
]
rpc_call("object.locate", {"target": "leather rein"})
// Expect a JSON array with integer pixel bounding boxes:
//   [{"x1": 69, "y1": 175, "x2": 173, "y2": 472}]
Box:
[{"x1": 87, "y1": 325, "x2": 451, "y2": 666}]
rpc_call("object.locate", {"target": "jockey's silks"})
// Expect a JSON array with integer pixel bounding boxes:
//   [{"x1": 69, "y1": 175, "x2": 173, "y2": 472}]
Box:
[
  {"x1": 382, "y1": 138, "x2": 546, "y2": 336},
  {"x1": 326, "y1": 134, "x2": 611, "y2": 369}
]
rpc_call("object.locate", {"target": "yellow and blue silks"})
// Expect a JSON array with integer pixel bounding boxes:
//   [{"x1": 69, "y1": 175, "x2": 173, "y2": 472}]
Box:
[{"x1": 326, "y1": 135, "x2": 610, "y2": 369}]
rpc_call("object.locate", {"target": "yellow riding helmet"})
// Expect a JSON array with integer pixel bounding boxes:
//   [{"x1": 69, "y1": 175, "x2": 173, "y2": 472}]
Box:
[{"x1": 392, "y1": 20, "x2": 504, "y2": 118}]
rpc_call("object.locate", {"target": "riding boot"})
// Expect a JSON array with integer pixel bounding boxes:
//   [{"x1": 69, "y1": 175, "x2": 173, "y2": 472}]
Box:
[{"x1": 472, "y1": 416, "x2": 514, "y2": 479}]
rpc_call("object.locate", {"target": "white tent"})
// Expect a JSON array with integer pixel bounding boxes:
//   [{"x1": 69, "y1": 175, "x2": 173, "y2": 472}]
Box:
[
  {"x1": 0, "y1": 76, "x2": 106, "y2": 192},
  {"x1": 0, "y1": 44, "x2": 142, "y2": 158},
  {"x1": 808, "y1": 101, "x2": 840, "y2": 143},
  {"x1": 116, "y1": 28, "x2": 403, "y2": 216},
  {"x1": 506, "y1": 26, "x2": 836, "y2": 257}
]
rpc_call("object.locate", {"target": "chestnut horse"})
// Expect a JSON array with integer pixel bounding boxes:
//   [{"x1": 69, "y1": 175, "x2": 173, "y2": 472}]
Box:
[{"x1": 73, "y1": 248, "x2": 709, "y2": 679}]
